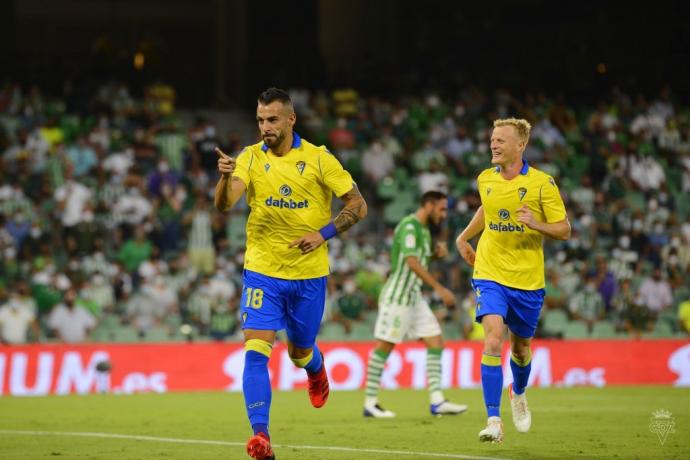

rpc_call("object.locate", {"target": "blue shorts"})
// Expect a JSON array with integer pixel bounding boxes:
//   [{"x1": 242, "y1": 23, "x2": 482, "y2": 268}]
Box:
[
  {"x1": 240, "y1": 269, "x2": 327, "y2": 348},
  {"x1": 471, "y1": 279, "x2": 545, "y2": 339}
]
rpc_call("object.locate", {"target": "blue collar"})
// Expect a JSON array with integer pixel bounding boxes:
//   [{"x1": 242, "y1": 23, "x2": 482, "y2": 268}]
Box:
[
  {"x1": 261, "y1": 132, "x2": 302, "y2": 152},
  {"x1": 495, "y1": 159, "x2": 529, "y2": 175}
]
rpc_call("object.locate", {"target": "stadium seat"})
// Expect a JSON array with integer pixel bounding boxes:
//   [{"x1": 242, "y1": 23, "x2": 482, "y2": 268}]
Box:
[
  {"x1": 442, "y1": 322, "x2": 462, "y2": 340},
  {"x1": 542, "y1": 309, "x2": 568, "y2": 335},
  {"x1": 92, "y1": 324, "x2": 115, "y2": 342},
  {"x1": 112, "y1": 327, "x2": 142, "y2": 343},
  {"x1": 318, "y1": 322, "x2": 347, "y2": 341},
  {"x1": 144, "y1": 326, "x2": 173, "y2": 343},
  {"x1": 383, "y1": 200, "x2": 410, "y2": 225},
  {"x1": 363, "y1": 310, "x2": 379, "y2": 328},
  {"x1": 647, "y1": 320, "x2": 673, "y2": 338},
  {"x1": 673, "y1": 287, "x2": 690, "y2": 310},
  {"x1": 563, "y1": 320, "x2": 589, "y2": 339},
  {"x1": 590, "y1": 321, "x2": 618, "y2": 339},
  {"x1": 377, "y1": 176, "x2": 398, "y2": 200},
  {"x1": 350, "y1": 322, "x2": 373, "y2": 340}
]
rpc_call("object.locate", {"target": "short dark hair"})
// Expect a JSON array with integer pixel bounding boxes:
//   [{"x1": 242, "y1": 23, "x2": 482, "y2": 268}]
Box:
[
  {"x1": 257, "y1": 87, "x2": 292, "y2": 106},
  {"x1": 420, "y1": 190, "x2": 447, "y2": 206}
]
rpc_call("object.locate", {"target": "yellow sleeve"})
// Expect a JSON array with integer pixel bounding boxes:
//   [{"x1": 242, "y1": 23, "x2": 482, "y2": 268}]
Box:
[
  {"x1": 318, "y1": 148, "x2": 355, "y2": 197},
  {"x1": 540, "y1": 176, "x2": 567, "y2": 223},
  {"x1": 232, "y1": 148, "x2": 253, "y2": 186}
]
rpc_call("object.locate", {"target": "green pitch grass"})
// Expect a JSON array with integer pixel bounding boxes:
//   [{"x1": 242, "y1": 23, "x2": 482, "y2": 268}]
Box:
[{"x1": 0, "y1": 387, "x2": 687, "y2": 459}]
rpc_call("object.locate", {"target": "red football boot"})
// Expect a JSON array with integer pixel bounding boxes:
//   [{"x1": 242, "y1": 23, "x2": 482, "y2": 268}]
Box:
[
  {"x1": 307, "y1": 357, "x2": 330, "y2": 408},
  {"x1": 246, "y1": 432, "x2": 275, "y2": 460}
]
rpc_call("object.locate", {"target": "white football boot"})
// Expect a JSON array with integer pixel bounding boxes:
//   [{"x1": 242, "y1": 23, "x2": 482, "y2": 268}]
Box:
[
  {"x1": 430, "y1": 400, "x2": 468, "y2": 416},
  {"x1": 478, "y1": 416, "x2": 504, "y2": 443},
  {"x1": 363, "y1": 403, "x2": 396, "y2": 418},
  {"x1": 509, "y1": 383, "x2": 532, "y2": 433}
]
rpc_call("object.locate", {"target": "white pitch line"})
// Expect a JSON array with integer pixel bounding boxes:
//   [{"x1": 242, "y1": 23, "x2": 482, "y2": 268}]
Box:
[{"x1": 0, "y1": 429, "x2": 510, "y2": 460}]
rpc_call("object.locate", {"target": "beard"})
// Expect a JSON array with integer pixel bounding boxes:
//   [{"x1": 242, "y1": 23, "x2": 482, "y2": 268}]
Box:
[{"x1": 263, "y1": 131, "x2": 285, "y2": 148}]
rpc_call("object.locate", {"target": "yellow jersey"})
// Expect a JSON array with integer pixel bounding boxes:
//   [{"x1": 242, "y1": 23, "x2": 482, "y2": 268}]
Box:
[
  {"x1": 473, "y1": 160, "x2": 567, "y2": 290},
  {"x1": 232, "y1": 133, "x2": 354, "y2": 279}
]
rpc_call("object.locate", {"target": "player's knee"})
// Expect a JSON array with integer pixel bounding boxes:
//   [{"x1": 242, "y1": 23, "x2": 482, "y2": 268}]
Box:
[
  {"x1": 511, "y1": 344, "x2": 531, "y2": 363},
  {"x1": 484, "y1": 335, "x2": 503, "y2": 354},
  {"x1": 289, "y1": 347, "x2": 313, "y2": 368}
]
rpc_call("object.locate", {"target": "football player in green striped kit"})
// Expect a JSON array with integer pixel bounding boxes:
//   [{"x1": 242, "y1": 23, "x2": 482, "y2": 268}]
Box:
[{"x1": 363, "y1": 191, "x2": 468, "y2": 418}]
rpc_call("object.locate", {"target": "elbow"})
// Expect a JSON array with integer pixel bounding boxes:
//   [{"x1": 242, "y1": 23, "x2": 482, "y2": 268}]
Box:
[
  {"x1": 358, "y1": 199, "x2": 368, "y2": 220},
  {"x1": 560, "y1": 224, "x2": 572, "y2": 241},
  {"x1": 213, "y1": 197, "x2": 228, "y2": 213}
]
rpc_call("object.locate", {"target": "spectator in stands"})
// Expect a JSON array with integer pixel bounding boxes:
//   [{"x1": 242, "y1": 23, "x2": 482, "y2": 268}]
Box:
[
  {"x1": 331, "y1": 277, "x2": 368, "y2": 335},
  {"x1": 125, "y1": 287, "x2": 162, "y2": 337},
  {"x1": 568, "y1": 272, "x2": 605, "y2": 333},
  {"x1": 117, "y1": 225, "x2": 153, "y2": 278},
  {"x1": 636, "y1": 267, "x2": 673, "y2": 320},
  {"x1": 209, "y1": 299, "x2": 239, "y2": 341},
  {"x1": 544, "y1": 269, "x2": 567, "y2": 311},
  {"x1": 0, "y1": 285, "x2": 39, "y2": 344},
  {"x1": 461, "y1": 291, "x2": 484, "y2": 340},
  {"x1": 594, "y1": 256, "x2": 617, "y2": 313},
  {"x1": 48, "y1": 287, "x2": 97, "y2": 343},
  {"x1": 361, "y1": 140, "x2": 395, "y2": 183},
  {"x1": 184, "y1": 190, "x2": 215, "y2": 275},
  {"x1": 614, "y1": 278, "x2": 652, "y2": 337}
]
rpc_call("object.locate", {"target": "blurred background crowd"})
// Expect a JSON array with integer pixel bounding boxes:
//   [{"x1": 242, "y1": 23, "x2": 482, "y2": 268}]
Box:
[{"x1": 1, "y1": 81, "x2": 689, "y2": 345}]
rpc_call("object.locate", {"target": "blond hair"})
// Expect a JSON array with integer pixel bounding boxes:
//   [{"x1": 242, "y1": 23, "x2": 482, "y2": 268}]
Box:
[{"x1": 493, "y1": 118, "x2": 531, "y2": 143}]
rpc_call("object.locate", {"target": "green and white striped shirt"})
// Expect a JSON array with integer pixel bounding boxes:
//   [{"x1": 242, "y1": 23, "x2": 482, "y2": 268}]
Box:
[{"x1": 379, "y1": 214, "x2": 431, "y2": 306}]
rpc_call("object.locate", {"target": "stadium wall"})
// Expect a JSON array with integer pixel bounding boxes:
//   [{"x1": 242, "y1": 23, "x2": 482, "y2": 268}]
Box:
[{"x1": 1, "y1": 341, "x2": 688, "y2": 396}]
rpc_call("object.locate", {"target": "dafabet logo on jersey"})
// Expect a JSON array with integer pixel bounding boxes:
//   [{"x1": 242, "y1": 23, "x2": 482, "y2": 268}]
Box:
[
  {"x1": 490, "y1": 209, "x2": 525, "y2": 232},
  {"x1": 265, "y1": 184, "x2": 309, "y2": 209}
]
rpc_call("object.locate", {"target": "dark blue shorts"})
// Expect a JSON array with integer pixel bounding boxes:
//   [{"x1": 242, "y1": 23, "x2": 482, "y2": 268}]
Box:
[
  {"x1": 471, "y1": 279, "x2": 545, "y2": 338},
  {"x1": 240, "y1": 269, "x2": 327, "y2": 348}
]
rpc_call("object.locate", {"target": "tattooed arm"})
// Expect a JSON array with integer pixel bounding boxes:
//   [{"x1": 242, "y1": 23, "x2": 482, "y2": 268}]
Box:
[
  {"x1": 289, "y1": 185, "x2": 368, "y2": 254},
  {"x1": 334, "y1": 185, "x2": 368, "y2": 233}
]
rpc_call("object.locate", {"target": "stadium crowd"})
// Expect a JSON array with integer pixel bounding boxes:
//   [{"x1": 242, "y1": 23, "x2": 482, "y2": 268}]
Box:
[{"x1": 0, "y1": 82, "x2": 689, "y2": 344}]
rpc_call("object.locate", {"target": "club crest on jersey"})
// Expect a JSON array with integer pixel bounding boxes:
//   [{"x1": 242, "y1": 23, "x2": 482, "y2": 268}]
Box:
[
  {"x1": 486, "y1": 187, "x2": 492, "y2": 195},
  {"x1": 296, "y1": 161, "x2": 306, "y2": 175},
  {"x1": 279, "y1": 184, "x2": 292, "y2": 197},
  {"x1": 498, "y1": 209, "x2": 510, "y2": 220},
  {"x1": 264, "y1": 163, "x2": 270, "y2": 172},
  {"x1": 518, "y1": 187, "x2": 527, "y2": 201}
]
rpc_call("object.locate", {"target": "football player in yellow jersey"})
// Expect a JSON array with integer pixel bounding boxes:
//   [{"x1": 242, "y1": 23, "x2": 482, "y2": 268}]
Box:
[
  {"x1": 455, "y1": 118, "x2": 570, "y2": 443},
  {"x1": 214, "y1": 88, "x2": 367, "y2": 460}
]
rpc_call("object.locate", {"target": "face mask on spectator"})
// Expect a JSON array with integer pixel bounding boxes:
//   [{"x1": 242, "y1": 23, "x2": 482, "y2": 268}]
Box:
[
  {"x1": 619, "y1": 235, "x2": 631, "y2": 249},
  {"x1": 343, "y1": 280, "x2": 356, "y2": 294},
  {"x1": 632, "y1": 219, "x2": 643, "y2": 231}
]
